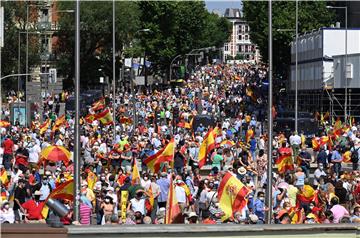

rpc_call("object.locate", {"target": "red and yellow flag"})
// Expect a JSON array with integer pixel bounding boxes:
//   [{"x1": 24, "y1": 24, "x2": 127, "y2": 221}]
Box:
[
  {"x1": 312, "y1": 137, "x2": 320, "y2": 151},
  {"x1": 220, "y1": 140, "x2": 235, "y2": 148},
  {"x1": 198, "y1": 129, "x2": 216, "y2": 168},
  {"x1": 131, "y1": 159, "x2": 141, "y2": 185},
  {"x1": 41, "y1": 179, "x2": 74, "y2": 218},
  {"x1": 84, "y1": 114, "x2": 96, "y2": 124},
  {"x1": 296, "y1": 184, "x2": 318, "y2": 205},
  {"x1": 86, "y1": 171, "x2": 97, "y2": 190},
  {"x1": 276, "y1": 154, "x2": 294, "y2": 174},
  {"x1": 39, "y1": 119, "x2": 51, "y2": 135},
  {"x1": 144, "y1": 138, "x2": 175, "y2": 173},
  {"x1": 0, "y1": 120, "x2": 11, "y2": 128},
  {"x1": 165, "y1": 178, "x2": 182, "y2": 224},
  {"x1": 245, "y1": 128, "x2": 254, "y2": 143},
  {"x1": 52, "y1": 114, "x2": 67, "y2": 133},
  {"x1": 218, "y1": 172, "x2": 250, "y2": 221},
  {"x1": 96, "y1": 108, "x2": 114, "y2": 126},
  {"x1": 342, "y1": 150, "x2": 352, "y2": 163},
  {"x1": 91, "y1": 97, "x2": 106, "y2": 111},
  {"x1": 147, "y1": 185, "x2": 154, "y2": 208},
  {"x1": 119, "y1": 117, "x2": 133, "y2": 125},
  {"x1": 0, "y1": 169, "x2": 9, "y2": 188}
]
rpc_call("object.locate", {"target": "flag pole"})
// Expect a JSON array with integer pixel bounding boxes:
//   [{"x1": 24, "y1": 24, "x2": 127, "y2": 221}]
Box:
[{"x1": 265, "y1": 0, "x2": 273, "y2": 224}]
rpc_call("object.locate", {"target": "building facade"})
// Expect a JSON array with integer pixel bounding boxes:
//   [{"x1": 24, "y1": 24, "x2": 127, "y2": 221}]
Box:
[
  {"x1": 289, "y1": 26, "x2": 360, "y2": 119},
  {"x1": 223, "y1": 8, "x2": 260, "y2": 63}
]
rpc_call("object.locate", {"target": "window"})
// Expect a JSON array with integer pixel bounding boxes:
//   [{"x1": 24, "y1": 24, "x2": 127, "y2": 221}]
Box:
[
  {"x1": 241, "y1": 45, "x2": 245, "y2": 52},
  {"x1": 245, "y1": 35, "x2": 249, "y2": 40},
  {"x1": 238, "y1": 34, "x2": 242, "y2": 40},
  {"x1": 224, "y1": 43, "x2": 229, "y2": 51},
  {"x1": 244, "y1": 25, "x2": 248, "y2": 32}
]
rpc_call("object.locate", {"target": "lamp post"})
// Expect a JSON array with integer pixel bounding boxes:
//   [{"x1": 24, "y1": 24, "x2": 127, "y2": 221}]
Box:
[
  {"x1": 266, "y1": 0, "x2": 273, "y2": 225},
  {"x1": 326, "y1": 5, "x2": 348, "y2": 123},
  {"x1": 134, "y1": 29, "x2": 151, "y2": 89},
  {"x1": 73, "y1": 0, "x2": 81, "y2": 223},
  {"x1": 112, "y1": 0, "x2": 116, "y2": 141}
]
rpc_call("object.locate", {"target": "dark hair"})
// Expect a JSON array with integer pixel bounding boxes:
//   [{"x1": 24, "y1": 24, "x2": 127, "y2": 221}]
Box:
[
  {"x1": 330, "y1": 197, "x2": 339, "y2": 206},
  {"x1": 257, "y1": 191, "x2": 265, "y2": 197}
]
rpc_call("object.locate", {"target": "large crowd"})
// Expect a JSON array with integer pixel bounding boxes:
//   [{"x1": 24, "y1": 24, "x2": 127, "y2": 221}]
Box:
[{"x1": 0, "y1": 63, "x2": 359, "y2": 225}]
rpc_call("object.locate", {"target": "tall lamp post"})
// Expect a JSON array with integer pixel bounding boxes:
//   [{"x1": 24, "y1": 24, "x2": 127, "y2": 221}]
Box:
[
  {"x1": 73, "y1": 0, "x2": 81, "y2": 223},
  {"x1": 112, "y1": 0, "x2": 116, "y2": 141},
  {"x1": 326, "y1": 5, "x2": 348, "y2": 123},
  {"x1": 134, "y1": 29, "x2": 151, "y2": 88},
  {"x1": 266, "y1": 0, "x2": 273, "y2": 224}
]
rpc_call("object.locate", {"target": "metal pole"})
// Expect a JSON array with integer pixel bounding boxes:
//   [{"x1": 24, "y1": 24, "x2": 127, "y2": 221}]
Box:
[
  {"x1": 295, "y1": 0, "x2": 298, "y2": 132},
  {"x1": 266, "y1": 0, "x2": 273, "y2": 224},
  {"x1": 112, "y1": 0, "x2": 116, "y2": 142},
  {"x1": 26, "y1": 3, "x2": 29, "y2": 83},
  {"x1": 144, "y1": 50, "x2": 147, "y2": 89},
  {"x1": 73, "y1": 0, "x2": 81, "y2": 223},
  {"x1": 18, "y1": 31, "x2": 21, "y2": 119},
  {"x1": 344, "y1": 7, "x2": 347, "y2": 123},
  {"x1": 0, "y1": 1, "x2": 2, "y2": 123}
]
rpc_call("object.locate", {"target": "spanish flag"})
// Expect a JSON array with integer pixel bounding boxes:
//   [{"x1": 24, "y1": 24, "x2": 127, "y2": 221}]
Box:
[
  {"x1": 245, "y1": 128, "x2": 254, "y2": 143},
  {"x1": 296, "y1": 184, "x2": 318, "y2": 205},
  {"x1": 198, "y1": 129, "x2": 216, "y2": 168},
  {"x1": 86, "y1": 170, "x2": 97, "y2": 190},
  {"x1": 312, "y1": 137, "x2": 320, "y2": 151},
  {"x1": 0, "y1": 120, "x2": 11, "y2": 128},
  {"x1": 342, "y1": 150, "x2": 351, "y2": 163},
  {"x1": 119, "y1": 117, "x2": 133, "y2": 125},
  {"x1": 144, "y1": 138, "x2": 175, "y2": 173},
  {"x1": 96, "y1": 108, "x2": 114, "y2": 126},
  {"x1": 91, "y1": 97, "x2": 106, "y2": 111},
  {"x1": 0, "y1": 169, "x2": 9, "y2": 188},
  {"x1": 220, "y1": 140, "x2": 235, "y2": 148},
  {"x1": 84, "y1": 113, "x2": 97, "y2": 124},
  {"x1": 276, "y1": 154, "x2": 294, "y2": 174},
  {"x1": 147, "y1": 185, "x2": 154, "y2": 208},
  {"x1": 39, "y1": 118, "x2": 51, "y2": 135},
  {"x1": 218, "y1": 172, "x2": 250, "y2": 221},
  {"x1": 165, "y1": 178, "x2": 182, "y2": 224},
  {"x1": 41, "y1": 179, "x2": 74, "y2": 218},
  {"x1": 52, "y1": 114, "x2": 67, "y2": 133},
  {"x1": 131, "y1": 159, "x2": 141, "y2": 185}
]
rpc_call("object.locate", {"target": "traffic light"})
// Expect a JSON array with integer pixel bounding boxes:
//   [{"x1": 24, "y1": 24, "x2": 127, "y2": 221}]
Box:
[{"x1": 49, "y1": 68, "x2": 57, "y2": 83}]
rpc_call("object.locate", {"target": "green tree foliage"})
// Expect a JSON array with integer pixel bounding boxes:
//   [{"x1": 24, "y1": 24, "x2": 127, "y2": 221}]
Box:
[
  {"x1": 137, "y1": 1, "x2": 231, "y2": 75},
  {"x1": 242, "y1": 1, "x2": 335, "y2": 79},
  {"x1": 1, "y1": 1, "x2": 40, "y2": 91},
  {"x1": 55, "y1": 1, "x2": 140, "y2": 88}
]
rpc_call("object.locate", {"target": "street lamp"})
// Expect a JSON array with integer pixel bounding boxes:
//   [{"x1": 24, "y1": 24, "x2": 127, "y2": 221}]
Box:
[
  {"x1": 135, "y1": 29, "x2": 152, "y2": 89},
  {"x1": 326, "y1": 5, "x2": 348, "y2": 123}
]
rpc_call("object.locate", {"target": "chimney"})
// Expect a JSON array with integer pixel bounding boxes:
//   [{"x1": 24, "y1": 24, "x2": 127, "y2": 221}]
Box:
[{"x1": 336, "y1": 22, "x2": 341, "y2": 28}]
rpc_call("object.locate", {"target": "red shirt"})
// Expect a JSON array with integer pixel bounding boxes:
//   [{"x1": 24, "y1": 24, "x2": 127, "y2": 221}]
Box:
[
  {"x1": 202, "y1": 218, "x2": 217, "y2": 224},
  {"x1": 2, "y1": 138, "x2": 14, "y2": 155},
  {"x1": 22, "y1": 200, "x2": 45, "y2": 220}
]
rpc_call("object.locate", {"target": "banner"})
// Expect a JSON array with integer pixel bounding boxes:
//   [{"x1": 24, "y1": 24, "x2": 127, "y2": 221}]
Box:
[{"x1": 121, "y1": 190, "x2": 129, "y2": 223}]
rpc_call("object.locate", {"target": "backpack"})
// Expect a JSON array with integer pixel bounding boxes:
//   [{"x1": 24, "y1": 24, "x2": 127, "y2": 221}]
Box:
[{"x1": 351, "y1": 147, "x2": 359, "y2": 163}]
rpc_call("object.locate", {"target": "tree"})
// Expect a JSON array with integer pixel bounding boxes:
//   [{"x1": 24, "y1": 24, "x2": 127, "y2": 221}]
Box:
[
  {"x1": 242, "y1": 1, "x2": 335, "y2": 79},
  {"x1": 137, "y1": 1, "x2": 231, "y2": 77},
  {"x1": 1, "y1": 1, "x2": 41, "y2": 92},
  {"x1": 55, "y1": 1, "x2": 141, "y2": 88}
]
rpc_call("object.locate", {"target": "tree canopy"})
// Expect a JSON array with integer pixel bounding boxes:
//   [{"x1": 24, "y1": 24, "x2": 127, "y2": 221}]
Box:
[{"x1": 242, "y1": 1, "x2": 335, "y2": 81}]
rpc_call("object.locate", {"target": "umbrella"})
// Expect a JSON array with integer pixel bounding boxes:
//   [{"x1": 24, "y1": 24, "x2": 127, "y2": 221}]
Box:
[{"x1": 40, "y1": 145, "x2": 71, "y2": 166}]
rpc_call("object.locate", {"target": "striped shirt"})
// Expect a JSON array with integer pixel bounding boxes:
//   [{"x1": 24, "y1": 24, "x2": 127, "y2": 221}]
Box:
[{"x1": 80, "y1": 203, "x2": 92, "y2": 225}]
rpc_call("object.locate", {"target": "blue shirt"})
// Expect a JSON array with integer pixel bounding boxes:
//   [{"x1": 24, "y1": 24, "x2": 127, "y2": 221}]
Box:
[
  {"x1": 254, "y1": 198, "x2": 265, "y2": 220},
  {"x1": 156, "y1": 177, "x2": 170, "y2": 203},
  {"x1": 331, "y1": 150, "x2": 342, "y2": 162},
  {"x1": 250, "y1": 138, "x2": 257, "y2": 152}
]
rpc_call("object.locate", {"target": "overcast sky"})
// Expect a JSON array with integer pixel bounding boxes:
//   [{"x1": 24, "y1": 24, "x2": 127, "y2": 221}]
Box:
[{"x1": 205, "y1": 0, "x2": 242, "y2": 14}]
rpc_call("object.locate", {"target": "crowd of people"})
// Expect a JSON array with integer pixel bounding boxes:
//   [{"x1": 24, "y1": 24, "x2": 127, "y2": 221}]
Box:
[{"x1": 0, "y1": 63, "x2": 359, "y2": 226}]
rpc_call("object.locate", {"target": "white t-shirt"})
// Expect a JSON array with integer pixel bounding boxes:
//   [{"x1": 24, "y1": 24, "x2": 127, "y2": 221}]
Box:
[
  {"x1": 175, "y1": 186, "x2": 187, "y2": 203},
  {"x1": 130, "y1": 198, "x2": 146, "y2": 215},
  {"x1": 28, "y1": 144, "x2": 41, "y2": 163}
]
